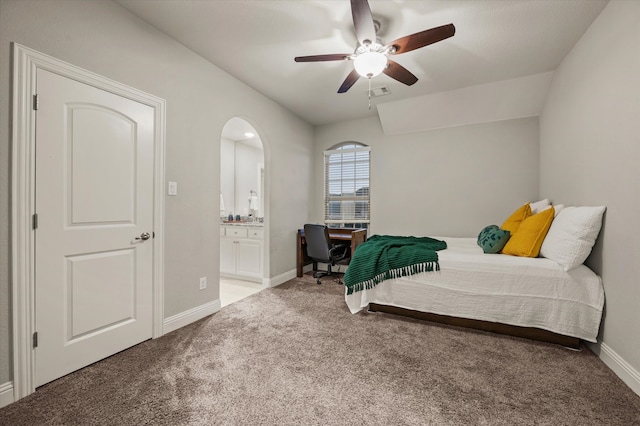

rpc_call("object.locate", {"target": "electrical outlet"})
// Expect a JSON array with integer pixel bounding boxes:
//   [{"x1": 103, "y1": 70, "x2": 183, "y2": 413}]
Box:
[{"x1": 199, "y1": 276, "x2": 207, "y2": 290}]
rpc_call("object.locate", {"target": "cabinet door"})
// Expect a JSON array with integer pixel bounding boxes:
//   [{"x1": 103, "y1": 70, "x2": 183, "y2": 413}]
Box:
[
  {"x1": 220, "y1": 238, "x2": 237, "y2": 275},
  {"x1": 236, "y1": 239, "x2": 262, "y2": 278}
]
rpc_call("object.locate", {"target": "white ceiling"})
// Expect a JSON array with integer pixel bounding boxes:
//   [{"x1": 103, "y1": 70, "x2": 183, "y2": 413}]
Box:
[{"x1": 116, "y1": 0, "x2": 608, "y2": 128}]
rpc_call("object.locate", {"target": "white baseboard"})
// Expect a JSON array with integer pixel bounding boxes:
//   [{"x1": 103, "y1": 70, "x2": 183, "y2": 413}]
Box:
[
  {"x1": 589, "y1": 341, "x2": 640, "y2": 397},
  {"x1": 0, "y1": 381, "x2": 14, "y2": 408},
  {"x1": 264, "y1": 269, "x2": 297, "y2": 288},
  {"x1": 163, "y1": 300, "x2": 221, "y2": 335},
  {"x1": 263, "y1": 263, "x2": 342, "y2": 287}
]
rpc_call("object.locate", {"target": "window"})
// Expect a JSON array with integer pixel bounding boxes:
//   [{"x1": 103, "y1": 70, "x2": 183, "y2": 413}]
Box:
[{"x1": 324, "y1": 142, "x2": 370, "y2": 229}]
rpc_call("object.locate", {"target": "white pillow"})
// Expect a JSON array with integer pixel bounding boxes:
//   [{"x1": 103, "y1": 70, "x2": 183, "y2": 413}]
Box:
[
  {"x1": 530, "y1": 199, "x2": 550, "y2": 214},
  {"x1": 553, "y1": 204, "x2": 564, "y2": 217},
  {"x1": 540, "y1": 206, "x2": 606, "y2": 270}
]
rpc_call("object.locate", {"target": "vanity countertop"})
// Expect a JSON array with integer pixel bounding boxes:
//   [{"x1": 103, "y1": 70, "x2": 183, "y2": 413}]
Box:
[{"x1": 221, "y1": 221, "x2": 264, "y2": 227}]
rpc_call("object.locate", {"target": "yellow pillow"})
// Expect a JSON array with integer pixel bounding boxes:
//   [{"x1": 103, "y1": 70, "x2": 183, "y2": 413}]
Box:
[
  {"x1": 500, "y1": 203, "x2": 532, "y2": 234},
  {"x1": 501, "y1": 206, "x2": 555, "y2": 257}
]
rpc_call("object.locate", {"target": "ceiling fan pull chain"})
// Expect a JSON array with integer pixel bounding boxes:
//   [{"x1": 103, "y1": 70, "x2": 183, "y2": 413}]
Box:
[{"x1": 368, "y1": 77, "x2": 372, "y2": 110}]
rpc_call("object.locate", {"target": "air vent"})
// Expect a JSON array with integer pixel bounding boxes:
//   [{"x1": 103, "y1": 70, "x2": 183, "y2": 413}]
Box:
[{"x1": 367, "y1": 86, "x2": 391, "y2": 98}]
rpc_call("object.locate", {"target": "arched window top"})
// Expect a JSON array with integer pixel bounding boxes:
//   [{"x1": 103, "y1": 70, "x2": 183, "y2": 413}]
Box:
[{"x1": 329, "y1": 141, "x2": 368, "y2": 151}]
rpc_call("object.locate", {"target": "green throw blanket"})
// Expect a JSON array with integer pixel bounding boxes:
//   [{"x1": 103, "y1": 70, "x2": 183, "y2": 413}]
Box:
[{"x1": 344, "y1": 235, "x2": 447, "y2": 295}]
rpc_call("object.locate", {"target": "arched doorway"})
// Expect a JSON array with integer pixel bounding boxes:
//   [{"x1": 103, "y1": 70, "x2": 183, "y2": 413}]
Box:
[{"x1": 219, "y1": 117, "x2": 265, "y2": 306}]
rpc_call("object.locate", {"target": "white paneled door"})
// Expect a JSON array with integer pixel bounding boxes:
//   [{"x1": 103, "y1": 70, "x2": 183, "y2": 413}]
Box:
[{"x1": 34, "y1": 69, "x2": 154, "y2": 387}]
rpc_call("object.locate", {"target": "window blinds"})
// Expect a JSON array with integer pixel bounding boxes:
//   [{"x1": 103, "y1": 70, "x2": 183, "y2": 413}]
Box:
[{"x1": 323, "y1": 145, "x2": 370, "y2": 226}]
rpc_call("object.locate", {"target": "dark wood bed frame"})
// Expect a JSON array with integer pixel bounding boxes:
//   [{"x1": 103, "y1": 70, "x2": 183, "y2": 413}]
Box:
[{"x1": 367, "y1": 303, "x2": 581, "y2": 349}]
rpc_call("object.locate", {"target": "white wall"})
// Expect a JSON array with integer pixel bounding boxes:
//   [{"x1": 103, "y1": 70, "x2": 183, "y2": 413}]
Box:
[
  {"x1": 0, "y1": 0, "x2": 314, "y2": 385},
  {"x1": 539, "y1": 0, "x2": 640, "y2": 392},
  {"x1": 314, "y1": 116, "x2": 540, "y2": 238}
]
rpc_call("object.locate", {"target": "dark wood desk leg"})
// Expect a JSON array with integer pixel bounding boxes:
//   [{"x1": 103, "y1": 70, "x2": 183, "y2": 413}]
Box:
[
  {"x1": 349, "y1": 230, "x2": 366, "y2": 262},
  {"x1": 296, "y1": 231, "x2": 304, "y2": 277}
]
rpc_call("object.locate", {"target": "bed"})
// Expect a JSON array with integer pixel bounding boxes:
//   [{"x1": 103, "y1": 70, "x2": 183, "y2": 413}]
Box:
[
  {"x1": 344, "y1": 236, "x2": 605, "y2": 347},
  {"x1": 345, "y1": 237, "x2": 604, "y2": 346}
]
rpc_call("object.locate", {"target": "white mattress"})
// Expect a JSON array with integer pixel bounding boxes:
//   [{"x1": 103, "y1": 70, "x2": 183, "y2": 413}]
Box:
[{"x1": 345, "y1": 237, "x2": 605, "y2": 342}]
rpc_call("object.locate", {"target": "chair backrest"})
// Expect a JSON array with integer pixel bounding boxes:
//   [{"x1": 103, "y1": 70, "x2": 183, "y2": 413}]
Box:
[{"x1": 304, "y1": 224, "x2": 332, "y2": 263}]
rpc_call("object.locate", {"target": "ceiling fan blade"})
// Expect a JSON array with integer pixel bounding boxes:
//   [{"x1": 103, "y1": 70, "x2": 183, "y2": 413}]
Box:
[
  {"x1": 351, "y1": 0, "x2": 376, "y2": 45},
  {"x1": 338, "y1": 69, "x2": 361, "y2": 93},
  {"x1": 295, "y1": 54, "x2": 351, "y2": 62},
  {"x1": 383, "y1": 60, "x2": 418, "y2": 86},
  {"x1": 386, "y1": 24, "x2": 455, "y2": 55}
]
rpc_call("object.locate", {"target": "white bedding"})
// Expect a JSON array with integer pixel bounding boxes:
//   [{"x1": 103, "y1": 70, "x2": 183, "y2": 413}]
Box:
[{"x1": 345, "y1": 237, "x2": 604, "y2": 342}]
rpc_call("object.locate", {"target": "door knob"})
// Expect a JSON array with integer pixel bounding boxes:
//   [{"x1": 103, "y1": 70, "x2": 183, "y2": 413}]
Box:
[{"x1": 135, "y1": 232, "x2": 151, "y2": 241}]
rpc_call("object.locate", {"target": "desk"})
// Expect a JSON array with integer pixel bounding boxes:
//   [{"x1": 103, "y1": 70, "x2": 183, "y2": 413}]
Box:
[{"x1": 296, "y1": 228, "x2": 367, "y2": 277}]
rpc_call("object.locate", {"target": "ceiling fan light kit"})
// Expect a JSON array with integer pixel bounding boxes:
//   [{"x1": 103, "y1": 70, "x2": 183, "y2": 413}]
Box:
[
  {"x1": 353, "y1": 49, "x2": 387, "y2": 78},
  {"x1": 294, "y1": 0, "x2": 455, "y2": 97}
]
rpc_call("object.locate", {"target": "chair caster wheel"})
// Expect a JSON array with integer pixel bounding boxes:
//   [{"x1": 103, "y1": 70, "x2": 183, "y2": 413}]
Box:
[{"x1": 317, "y1": 280, "x2": 322, "y2": 285}]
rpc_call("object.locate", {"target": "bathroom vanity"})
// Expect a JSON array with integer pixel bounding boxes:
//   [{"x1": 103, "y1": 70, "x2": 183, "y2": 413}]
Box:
[{"x1": 220, "y1": 223, "x2": 264, "y2": 282}]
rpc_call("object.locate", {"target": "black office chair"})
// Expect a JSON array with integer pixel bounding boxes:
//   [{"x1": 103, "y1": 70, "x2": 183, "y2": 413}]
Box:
[{"x1": 304, "y1": 224, "x2": 350, "y2": 285}]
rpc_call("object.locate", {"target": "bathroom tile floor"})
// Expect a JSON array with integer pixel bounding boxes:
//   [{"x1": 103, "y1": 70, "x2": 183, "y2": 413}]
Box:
[{"x1": 220, "y1": 278, "x2": 263, "y2": 307}]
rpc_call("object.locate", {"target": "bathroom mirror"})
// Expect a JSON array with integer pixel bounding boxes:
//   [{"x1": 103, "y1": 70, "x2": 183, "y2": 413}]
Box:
[{"x1": 220, "y1": 117, "x2": 264, "y2": 221}]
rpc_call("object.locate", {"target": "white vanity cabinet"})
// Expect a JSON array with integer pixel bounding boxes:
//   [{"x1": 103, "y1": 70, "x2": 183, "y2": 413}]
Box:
[{"x1": 220, "y1": 225, "x2": 263, "y2": 282}]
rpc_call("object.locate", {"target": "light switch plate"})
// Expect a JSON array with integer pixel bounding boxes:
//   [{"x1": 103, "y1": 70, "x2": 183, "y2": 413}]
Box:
[{"x1": 168, "y1": 181, "x2": 177, "y2": 196}]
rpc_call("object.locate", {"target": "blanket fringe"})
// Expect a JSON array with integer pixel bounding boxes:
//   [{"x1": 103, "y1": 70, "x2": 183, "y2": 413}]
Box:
[{"x1": 346, "y1": 261, "x2": 439, "y2": 295}]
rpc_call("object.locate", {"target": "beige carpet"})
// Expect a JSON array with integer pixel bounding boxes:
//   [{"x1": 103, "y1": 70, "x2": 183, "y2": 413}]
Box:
[{"x1": 1, "y1": 273, "x2": 639, "y2": 425}]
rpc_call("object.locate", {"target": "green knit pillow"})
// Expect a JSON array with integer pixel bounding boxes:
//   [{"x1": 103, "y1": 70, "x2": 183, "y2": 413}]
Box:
[{"x1": 477, "y1": 225, "x2": 511, "y2": 254}]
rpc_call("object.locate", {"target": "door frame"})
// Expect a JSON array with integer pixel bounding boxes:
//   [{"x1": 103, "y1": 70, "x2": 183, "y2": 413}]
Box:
[{"x1": 11, "y1": 43, "x2": 166, "y2": 400}]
